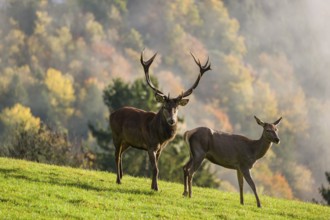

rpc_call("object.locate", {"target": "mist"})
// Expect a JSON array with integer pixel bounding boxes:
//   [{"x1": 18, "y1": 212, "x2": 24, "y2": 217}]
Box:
[
  {"x1": 125, "y1": 0, "x2": 330, "y2": 200},
  {"x1": 223, "y1": 0, "x2": 330, "y2": 200},
  {"x1": 0, "y1": 0, "x2": 329, "y2": 202}
]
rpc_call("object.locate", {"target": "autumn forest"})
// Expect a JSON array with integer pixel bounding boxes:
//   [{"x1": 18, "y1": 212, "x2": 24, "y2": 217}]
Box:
[{"x1": 0, "y1": 0, "x2": 329, "y2": 204}]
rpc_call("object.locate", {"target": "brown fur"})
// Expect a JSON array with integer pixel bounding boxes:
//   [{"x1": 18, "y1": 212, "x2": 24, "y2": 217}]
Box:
[
  {"x1": 182, "y1": 116, "x2": 282, "y2": 207},
  {"x1": 109, "y1": 51, "x2": 211, "y2": 191}
]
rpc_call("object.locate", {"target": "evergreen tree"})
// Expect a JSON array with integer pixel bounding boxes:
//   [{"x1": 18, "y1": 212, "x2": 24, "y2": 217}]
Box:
[{"x1": 319, "y1": 172, "x2": 330, "y2": 205}]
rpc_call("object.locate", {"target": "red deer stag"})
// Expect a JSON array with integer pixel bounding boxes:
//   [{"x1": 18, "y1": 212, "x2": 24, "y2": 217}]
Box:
[
  {"x1": 182, "y1": 116, "x2": 282, "y2": 207},
  {"x1": 110, "y1": 51, "x2": 211, "y2": 191}
]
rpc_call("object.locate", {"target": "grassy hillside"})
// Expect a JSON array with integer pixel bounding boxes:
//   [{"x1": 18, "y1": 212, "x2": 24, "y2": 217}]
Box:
[{"x1": 0, "y1": 158, "x2": 328, "y2": 219}]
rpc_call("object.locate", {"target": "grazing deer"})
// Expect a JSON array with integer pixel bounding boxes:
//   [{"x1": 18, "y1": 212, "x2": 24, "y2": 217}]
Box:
[
  {"x1": 182, "y1": 116, "x2": 282, "y2": 207},
  {"x1": 110, "y1": 51, "x2": 211, "y2": 191}
]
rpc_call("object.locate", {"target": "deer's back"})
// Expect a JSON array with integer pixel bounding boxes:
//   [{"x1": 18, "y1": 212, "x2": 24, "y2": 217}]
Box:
[
  {"x1": 186, "y1": 127, "x2": 254, "y2": 169},
  {"x1": 110, "y1": 107, "x2": 155, "y2": 147}
]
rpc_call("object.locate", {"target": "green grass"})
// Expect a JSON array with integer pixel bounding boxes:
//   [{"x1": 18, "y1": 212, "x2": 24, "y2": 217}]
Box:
[{"x1": 0, "y1": 158, "x2": 329, "y2": 219}]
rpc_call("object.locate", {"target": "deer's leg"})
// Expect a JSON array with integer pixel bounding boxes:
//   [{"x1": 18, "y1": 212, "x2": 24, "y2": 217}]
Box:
[
  {"x1": 183, "y1": 158, "x2": 193, "y2": 196},
  {"x1": 237, "y1": 169, "x2": 244, "y2": 205},
  {"x1": 155, "y1": 149, "x2": 162, "y2": 162},
  {"x1": 148, "y1": 150, "x2": 159, "y2": 191},
  {"x1": 241, "y1": 168, "x2": 261, "y2": 208},
  {"x1": 119, "y1": 144, "x2": 130, "y2": 179},
  {"x1": 119, "y1": 155, "x2": 123, "y2": 179},
  {"x1": 114, "y1": 144, "x2": 122, "y2": 184},
  {"x1": 188, "y1": 156, "x2": 204, "y2": 198}
]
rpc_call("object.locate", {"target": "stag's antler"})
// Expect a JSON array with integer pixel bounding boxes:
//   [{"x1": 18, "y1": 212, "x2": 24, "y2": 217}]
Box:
[
  {"x1": 140, "y1": 50, "x2": 165, "y2": 98},
  {"x1": 176, "y1": 52, "x2": 211, "y2": 100}
]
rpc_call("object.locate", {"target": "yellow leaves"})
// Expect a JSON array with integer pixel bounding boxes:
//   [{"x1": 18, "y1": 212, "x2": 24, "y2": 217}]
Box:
[
  {"x1": 172, "y1": 0, "x2": 191, "y2": 15},
  {"x1": 0, "y1": 66, "x2": 34, "y2": 96},
  {"x1": 257, "y1": 53, "x2": 308, "y2": 132},
  {"x1": 199, "y1": 0, "x2": 246, "y2": 56},
  {"x1": 45, "y1": 68, "x2": 75, "y2": 104},
  {"x1": 6, "y1": 29, "x2": 25, "y2": 45},
  {"x1": 224, "y1": 55, "x2": 251, "y2": 81},
  {"x1": 6, "y1": 29, "x2": 25, "y2": 56},
  {"x1": 4, "y1": 18, "x2": 26, "y2": 60},
  {"x1": 85, "y1": 13, "x2": 105, "y2": 43},
  {"x1": 125, "y1": 29, "x2": 143, "y2": 51},
  {"x1": 47, "y1": 27, "x2": 73, "y2": 61},
  {"x1": 35, "y1": 11, "x2": 52, "y2": 36},
  {"x1": 109, "y1": 5, "x2": 122, "y2": 23},
  {"x1": 56, "y1": 27, "x2": 72, "y2": 46},
  {"x1": 224, "y1": 55, "x2": 254, "y2": 109},
  {"x1": 169, "y1": 0, "x2": 201, "y2": 26},
  {"x1": 0, "y1": 104, "x2": 40, "y2": 132},
  {"x1": 45, "y1": 68, "x2": 75, "y2": 118},
  {"x1": 252, "y1": 80, "x2": 279, "y2": 120}
]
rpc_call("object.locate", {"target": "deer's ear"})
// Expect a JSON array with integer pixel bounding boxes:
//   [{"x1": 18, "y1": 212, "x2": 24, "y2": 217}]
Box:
[
  {"x1": 273, "y1": 117, "x2": 282, "y2": 125},
  {"x1": 178, "y1": 98, "x2": 189, "y2": 106},
  {"x1": 155, "y1": 93, "x2": 165, "y2": 103},
  {"x1": 254, "y1": 116, "x2": 265, "y2": 127}
]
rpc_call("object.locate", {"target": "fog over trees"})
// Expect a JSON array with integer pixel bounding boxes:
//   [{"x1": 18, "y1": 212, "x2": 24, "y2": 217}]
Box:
[{"x1": 0, "y1": 0, "x2": 329, "y2": 203}]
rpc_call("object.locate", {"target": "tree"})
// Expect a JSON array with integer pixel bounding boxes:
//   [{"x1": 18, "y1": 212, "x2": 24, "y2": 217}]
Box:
[
  {"x1": 319, "y1": 172, "x2": 330, "y2": 205},
  {"x1": 0, "y1": 103, "x2": 40, "y2": 134},
  {"x1": 44, "y1": 68, "x2": 75, "y2": 126},
  {"x1": 2, "y1": 0, "x2": 39, "y2": 36},
  {"x1": 90, "y1": 77, "x2": 160, "y2": 172},
  {"x1": 0, "y1": 0, "x2": 327, "y2": 201},
  {"x1": 0, "y1": 103, "x2": 40, "y2": 156},
  {"x1": 69, "y1": 78, "x2": 107, "y2": 138},
  {"x1": 0, "y1": 73, "x2": 29, "y2": 110}
]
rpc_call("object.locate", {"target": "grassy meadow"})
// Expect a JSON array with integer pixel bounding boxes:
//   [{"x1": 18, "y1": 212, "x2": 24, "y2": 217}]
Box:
[{"x1": 0, "y1": 157, "x2": 328, "y2": 219}]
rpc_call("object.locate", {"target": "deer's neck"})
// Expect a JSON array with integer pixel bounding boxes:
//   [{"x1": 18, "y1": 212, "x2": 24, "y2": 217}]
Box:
[
  {"x1": 254, "y1": 133, "x2": 272, "y2": 160},
  {"x1": 150, "y1": 109, "x2": 177, "y2": 143}
]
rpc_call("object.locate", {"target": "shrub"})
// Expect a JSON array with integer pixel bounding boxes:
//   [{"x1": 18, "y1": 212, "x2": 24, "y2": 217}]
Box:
[{"x1": 6, "y1": 123, "x2": 74, "y2": 166}]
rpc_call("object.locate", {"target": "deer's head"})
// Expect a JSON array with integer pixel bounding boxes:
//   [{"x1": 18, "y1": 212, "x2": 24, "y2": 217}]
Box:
[
  {"x1": 141, "y1": 51, "x2": 211, "y2": 126},
  {"x1": 254, "y1": 116, "x2": 282, "y2": 144}
]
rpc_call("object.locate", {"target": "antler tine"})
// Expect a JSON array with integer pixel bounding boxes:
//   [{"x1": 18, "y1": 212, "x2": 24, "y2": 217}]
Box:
[
  {"x1": 190, "y1": 52, "x2": 212, "y2": 76},
  {"x1": 176, "y1": 52, "x2": 211, "y2": 100},
  {"x1": 140, "y1": 50, "x2": 164, "y2": 96},
  {"x1": 140, "y1": 49, "x2": 158, "y2": 72},
  {"x1": 202, "y1": 56, "x2": 210, "y2": 69},
  {"x1": 190, "y1": 51, "x2": 201, "y2": 66}
]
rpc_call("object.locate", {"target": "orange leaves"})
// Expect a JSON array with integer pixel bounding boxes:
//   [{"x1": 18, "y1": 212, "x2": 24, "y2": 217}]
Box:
[{"x1": 254, "y1": 162, "x2": 293, "y2": 199}]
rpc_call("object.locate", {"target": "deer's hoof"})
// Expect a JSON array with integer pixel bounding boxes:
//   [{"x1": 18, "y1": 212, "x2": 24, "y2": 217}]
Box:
[{"x1": 182, "y1": 191, "x2": 188, "y2": 197}]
